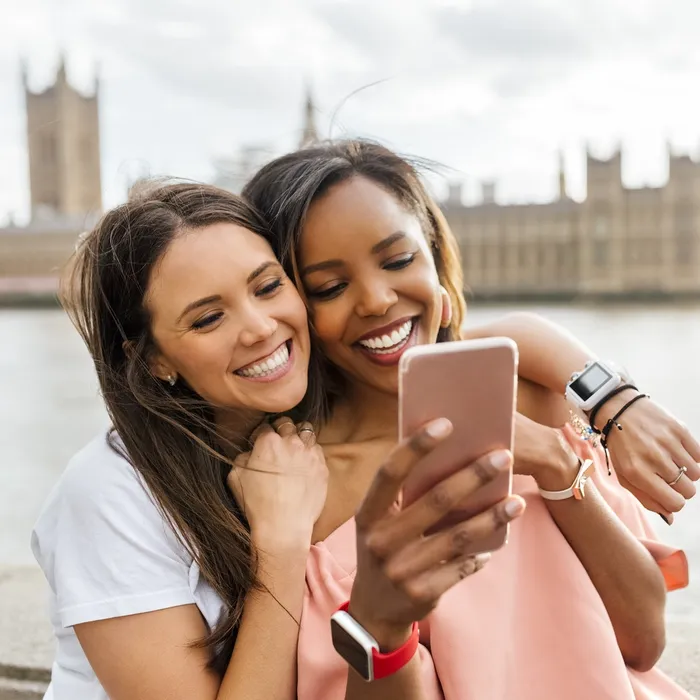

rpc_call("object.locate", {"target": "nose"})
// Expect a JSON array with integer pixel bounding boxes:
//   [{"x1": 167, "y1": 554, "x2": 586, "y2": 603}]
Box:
[
  {"x1": 237, "y1": 303, "x2": 278, "y2": 347},
  {"x1": 355, "y1": 276, "x2": 398, "y2": 318}
]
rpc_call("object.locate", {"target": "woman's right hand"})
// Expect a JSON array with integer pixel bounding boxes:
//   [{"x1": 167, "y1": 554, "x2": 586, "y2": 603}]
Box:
[
  {"x1": 348, "y1": 418, "x2": 526, "y2": 649},
  {"x1": 227, "y1": 416, "x2": 328, "y2": 549}
]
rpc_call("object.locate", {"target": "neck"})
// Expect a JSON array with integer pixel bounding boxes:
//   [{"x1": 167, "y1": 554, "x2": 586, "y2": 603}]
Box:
[{"x1": 325, "y1": 380, "x2": 399, "y2": 444}]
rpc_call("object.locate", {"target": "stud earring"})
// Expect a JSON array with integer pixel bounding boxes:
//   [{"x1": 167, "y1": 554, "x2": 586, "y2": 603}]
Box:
[{"x1": 167, "y1": 375, "x2": 176, "y2": 386}]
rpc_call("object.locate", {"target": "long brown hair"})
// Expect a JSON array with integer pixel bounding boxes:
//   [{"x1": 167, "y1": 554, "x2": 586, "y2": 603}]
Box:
[
  {"x1": 243, "y1": 140, "x2": 467, "y2": 409},
  {"x1": 61, "y1": 181, "x2": 318, "y2": 672}
]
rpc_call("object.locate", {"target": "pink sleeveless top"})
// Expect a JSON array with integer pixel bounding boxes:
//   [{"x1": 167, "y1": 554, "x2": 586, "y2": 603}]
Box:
[{"x1": 298, "y1": 426, "x2": 691, "y2": 700}]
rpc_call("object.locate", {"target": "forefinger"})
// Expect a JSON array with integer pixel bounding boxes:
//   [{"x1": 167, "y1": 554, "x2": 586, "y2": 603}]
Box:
[
  {"x1": 249, "y1": 421, "x2": 274, "y2": 443},
  {"x1": 356, "y1": 418, "x2": 453, "y2": 529}
]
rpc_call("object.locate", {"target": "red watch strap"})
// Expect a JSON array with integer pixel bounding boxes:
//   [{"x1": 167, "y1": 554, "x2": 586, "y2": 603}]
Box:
[{"x1": 337, "y1": 601, "x2": 420, "y2": 680}]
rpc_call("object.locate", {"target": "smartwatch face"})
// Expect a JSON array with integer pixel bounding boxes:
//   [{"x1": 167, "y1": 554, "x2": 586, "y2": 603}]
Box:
[
  {"x1": 570, "y1": 363, "x2": 613, "y2": 401},
  {"x1": 331, "y1": 617, "x2": 372, "y2": 681}
]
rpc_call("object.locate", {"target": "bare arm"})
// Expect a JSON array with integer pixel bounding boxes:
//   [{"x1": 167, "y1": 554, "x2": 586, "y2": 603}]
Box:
[
  {"x1": 516, "y1": 379, "x2": 667, "y2": 671},
  {"x1": 75, "y1": 543, "x2": 309, "y2": 700},
  {"x1": 75, "y1": 419, "x2": 328, "y2": 700},
  {"x1": 463, "y1": 311, "x2": 700, "y2": 516},
  {"x1": 462, "y1": 311, "x2": 592, "y2": 394}
]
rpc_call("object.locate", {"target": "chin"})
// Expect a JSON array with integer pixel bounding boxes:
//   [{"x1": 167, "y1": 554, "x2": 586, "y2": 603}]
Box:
[{"x1": 259, "y1": 380, "x2": 308, "y2": 415}]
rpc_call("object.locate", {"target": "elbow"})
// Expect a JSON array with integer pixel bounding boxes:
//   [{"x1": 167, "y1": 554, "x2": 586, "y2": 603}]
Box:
[{"x1": 621, "y1": 622, "x2": 666, "y2": 672}]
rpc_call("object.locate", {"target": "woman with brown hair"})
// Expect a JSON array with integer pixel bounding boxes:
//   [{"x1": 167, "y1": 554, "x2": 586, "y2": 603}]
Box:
[
  {"x1": 243, "y1": 140, "x2": 696, "y2": 699},
  {"x1": 31, "y1": 182, "x2": 522, "y2": 700}
]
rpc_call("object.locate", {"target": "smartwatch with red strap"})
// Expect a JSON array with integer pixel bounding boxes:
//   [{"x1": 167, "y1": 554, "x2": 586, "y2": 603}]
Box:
[{"x1": 330, "y1": 601, "x2": 420, "y2": 682}]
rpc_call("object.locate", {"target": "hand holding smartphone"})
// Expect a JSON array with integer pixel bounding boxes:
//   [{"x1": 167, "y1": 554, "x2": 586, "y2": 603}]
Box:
[{"x1": 398, "y1": 337, "x2": 518, "y2": 551}]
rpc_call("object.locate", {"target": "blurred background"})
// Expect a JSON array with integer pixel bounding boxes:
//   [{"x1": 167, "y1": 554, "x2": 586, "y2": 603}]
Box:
[{"x1": 1, "y1": 0, "x2": 699, "y2": 697}]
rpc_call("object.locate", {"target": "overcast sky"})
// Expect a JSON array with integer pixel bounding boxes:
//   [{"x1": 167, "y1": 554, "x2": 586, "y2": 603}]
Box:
[{"x1": 2, "y1": 0, "x2": 700, "y2": 224}]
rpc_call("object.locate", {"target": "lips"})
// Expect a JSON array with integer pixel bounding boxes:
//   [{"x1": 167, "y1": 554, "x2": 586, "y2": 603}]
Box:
[
  {"x1": 357, "y1": 318, "x2": 413, "y2": 352},
  {"x1": 234, "y1": 341, "x2": 292, "y2": 380},
  {"x1": 354, "y1": 317, "x2": 418, "y2": 366},
  {"x1": 356, "y1": 316, "x2": 415, "y2": 343}
]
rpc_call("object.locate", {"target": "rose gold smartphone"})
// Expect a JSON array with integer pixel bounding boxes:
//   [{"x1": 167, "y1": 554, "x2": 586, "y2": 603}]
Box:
[{"x1": 398, "y1": 337, "x2": 518, "y2": 551}]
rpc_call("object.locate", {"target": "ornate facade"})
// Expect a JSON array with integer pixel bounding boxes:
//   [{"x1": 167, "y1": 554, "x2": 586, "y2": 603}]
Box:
[
  {"x1": 3, "y1": 61, "x2": 700, "y2": 300},
  {"x1": 23, "y1": 57, "x2": 102, "y2": 223},
  {"x1": 444, "y1": 148, "x2": 700, "y2": 299}
]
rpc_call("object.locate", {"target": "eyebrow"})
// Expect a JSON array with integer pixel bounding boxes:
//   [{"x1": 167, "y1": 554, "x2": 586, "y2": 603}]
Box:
[
  {"x1": 301, "y1": 232, "x2": 408, "y2": 276},
  {"x1": 177, "y1": 295, "x2": 222, "y2": 324},
  {"x1": 371, "y1": 231, "x2": 406, "y2": 254},
  {"x1": 177, "y1": 261, "x2": 280, "y2": 323},
  {"x1": 247, "y1": 260, "x2": 278, "y2": 284}
]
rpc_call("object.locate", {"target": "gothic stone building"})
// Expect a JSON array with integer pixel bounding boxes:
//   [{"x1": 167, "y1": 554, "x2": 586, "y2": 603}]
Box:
[
  {"x1": 444, "y1": 148, "x2": 700, "y2": 300},
  {"x1": 3, "y1": 59, "x2": 700, "y2": 300},
  {"x1": 23, "y1": 57, "x2": 102, "y2": 222}
]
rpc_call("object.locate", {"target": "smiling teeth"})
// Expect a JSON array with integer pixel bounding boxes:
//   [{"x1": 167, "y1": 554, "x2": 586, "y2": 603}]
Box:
[
  {"x1": 359, "y1": 320, "x2": 413, "y2": 353},
  {"x1": 237, "y1": 344, "x2": 290, "y2": 377}
]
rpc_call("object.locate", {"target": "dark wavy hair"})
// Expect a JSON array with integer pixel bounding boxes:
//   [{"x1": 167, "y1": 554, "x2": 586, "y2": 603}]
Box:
[
  {"x1": 243, "y1": 139, "x2": 467, "y2": 412},
  {"x1": 61, "y1": 181, "x2": 322, "y2": 674}
]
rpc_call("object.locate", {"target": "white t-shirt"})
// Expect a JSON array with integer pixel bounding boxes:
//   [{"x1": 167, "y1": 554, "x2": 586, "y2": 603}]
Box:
[{"x1": 31, "y1": 432, "x2": 226, "y2": 700}]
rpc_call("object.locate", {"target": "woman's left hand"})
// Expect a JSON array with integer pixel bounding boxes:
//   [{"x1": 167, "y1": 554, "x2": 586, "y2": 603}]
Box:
[{"x1": 590, "y1": 389, "x2": 700, "y2": 519}]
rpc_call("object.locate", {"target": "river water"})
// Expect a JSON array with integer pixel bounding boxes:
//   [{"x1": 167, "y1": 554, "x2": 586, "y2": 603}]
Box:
[{"x1": 1, "y1": 305, "x2": 698, "y2": 620}]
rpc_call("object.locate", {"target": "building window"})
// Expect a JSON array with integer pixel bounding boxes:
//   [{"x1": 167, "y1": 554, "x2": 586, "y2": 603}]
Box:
[
  {"x1": 517, "y1": 245, "x2": 527, "y2": 268},
  {"x1": 593, "y1": 240, "x2": 609, "y2": 266},
  {"x1": 676, "y1": 234, "x2": 696, "y2": 265},
  {"x1": 43, "y1": 135, "x2": 55, "y2": 164},
  {"x1": 594, "y1": 217, "x2": 608, "y2": 236}
]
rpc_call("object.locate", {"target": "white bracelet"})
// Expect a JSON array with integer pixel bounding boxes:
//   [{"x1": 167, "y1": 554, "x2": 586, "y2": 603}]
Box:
[{"x1": 538, "y1": 459, "x2": 595, "y2": 501}]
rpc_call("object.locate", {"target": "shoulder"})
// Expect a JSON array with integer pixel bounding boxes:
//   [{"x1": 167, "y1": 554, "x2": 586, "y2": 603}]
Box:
[
  {"x1": 32, "y1": 431, "x2": 196, "y2": 627},
  {"x1": 34, "y1": 430, "x2": 178, "y2": 542},
  {"x1": 32, "y1": 431, "x2": 192, "y2": 579},
  {"x1": 59, "y1": 430, "x2": 148, "y2": 499}
]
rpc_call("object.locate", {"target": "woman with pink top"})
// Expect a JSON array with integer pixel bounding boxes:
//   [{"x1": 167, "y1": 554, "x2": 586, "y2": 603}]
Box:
[{"x1": 243, "y1": 140, "x2": 696, "y2": 699}]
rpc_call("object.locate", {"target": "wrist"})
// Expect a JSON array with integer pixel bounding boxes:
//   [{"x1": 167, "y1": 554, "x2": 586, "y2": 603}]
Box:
[
  {"x1": 590, "y1": 387, "x2": 639, "y2": 429},
  {"x1": 251, "y1": 523, "x2": 313, "y2": 555},
  {"x1": 347, "y1": 600, "x2": 413, "y2": 652},
  {"x1": 533, "y1": 429, "x2": 580, "y2": 491}
]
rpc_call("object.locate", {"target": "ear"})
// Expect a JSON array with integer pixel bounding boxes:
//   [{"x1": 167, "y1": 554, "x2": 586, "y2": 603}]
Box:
[
  {"x1": 126, "y1": 340, "x2": 175, "y2": 384},
  {"x1": 440, "y1": 285, "x2": 452, "y2": 328},
  {"x1": 150, "y1": 354, "x2": 177, "y2": 384}
]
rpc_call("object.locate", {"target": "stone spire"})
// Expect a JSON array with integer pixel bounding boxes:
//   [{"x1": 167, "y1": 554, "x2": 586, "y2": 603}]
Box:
[
  {"x1": 56, "y1": 52, "x2": 67, "y2": 86},
  {"x1": 558, "y1": 149, "x2": 567, "y2": 200},
  {"x1": 299, "y1": 85, "x2": 319, "y2": 149},
  {"x1": 20, "y1": 57, "x2": 29, "y2": 90}
]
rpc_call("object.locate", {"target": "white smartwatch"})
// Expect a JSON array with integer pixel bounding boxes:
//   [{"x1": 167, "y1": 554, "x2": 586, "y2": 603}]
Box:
[{"x1": 565, "y1": 360, "x2": 625, "y2": 413}]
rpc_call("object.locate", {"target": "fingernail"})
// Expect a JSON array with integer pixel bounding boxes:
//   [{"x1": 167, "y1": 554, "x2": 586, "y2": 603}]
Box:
[
  {"x1": 505, "y1": 496, "x2": 526, "y2": 518},
  {"x1": 659, "y1": 514, "x2": 671, "y2": 526},
  {"x1": 425, "y1": 418, "x2": 452, "y2": 439},
  {"x1": 474, "y1": 553, "x2": 491, "y2": 566},
  {"x1": 489, "y1": 450, "x2": 512, "y2": 470}
]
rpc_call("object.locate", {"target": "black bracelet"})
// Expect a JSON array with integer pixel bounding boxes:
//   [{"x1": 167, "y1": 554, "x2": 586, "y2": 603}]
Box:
[
  {"x1": 599, "y1": 393, "x2": 650, "y2": 475},
  {"x1": 588, "y1": 383, "x2": 639, "y2": 433}
]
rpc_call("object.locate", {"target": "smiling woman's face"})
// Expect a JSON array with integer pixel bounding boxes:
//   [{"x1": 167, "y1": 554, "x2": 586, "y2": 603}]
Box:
[
  {"x1": 298, "y1": 175, "x2": 443, "y2": 397},
  {"x1": 146, "y1": 221, "x2": 311, "y2": 414}
]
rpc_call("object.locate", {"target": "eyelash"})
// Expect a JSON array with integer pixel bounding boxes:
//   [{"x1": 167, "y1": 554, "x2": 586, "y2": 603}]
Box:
[
  {"x1": 190, "y1": 279, "x2": 284, "y2": 329},
  {"x1": 308, "y1": 253, "x2": 417, "y2": 301},
  {"x1": 191, "y1": 312, "x2": 222, "y2": 330},
  {"x1": 256, "y1": 278, "x2": 283, "y2": 297}
]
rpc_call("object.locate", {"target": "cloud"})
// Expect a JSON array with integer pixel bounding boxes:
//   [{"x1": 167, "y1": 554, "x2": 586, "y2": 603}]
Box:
[
  {"x1": 2, "y1": 0, "x2": 700, "y2": 220},
  {"x1": 435, "y1": 3, "x2": 591, "y2": 62}
]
